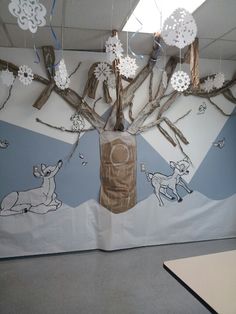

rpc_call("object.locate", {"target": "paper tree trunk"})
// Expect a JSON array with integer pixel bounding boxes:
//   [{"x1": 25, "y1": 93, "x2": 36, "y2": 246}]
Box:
[{"x1": 99, "y1": 131, "x2": 136, "y2": 213}]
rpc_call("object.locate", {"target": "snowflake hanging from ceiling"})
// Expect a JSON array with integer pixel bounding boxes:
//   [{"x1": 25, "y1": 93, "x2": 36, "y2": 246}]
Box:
[
  {"x1": 54, "y1": 59, "x2": 70, "y2": 90},
  {"x1": 201, "y1": 76, "x2": 214, "y2": 93},
  {"x1": 171, "y1": 70, "x2": 190, "y2": 92},
  {"x1": 18, "y1": 65, "x2": 34, "y2": 85},
  {"x1": 213, "y1": 72, "x2": 225, "y2": 89},
  {"x1": 0, "y1": 69, "x2": 15, "y2": 87},
  {"x1": 8, "y1": 0, "x2": 46, "y2": 33},
  {"x1": 94, "y1": 62, "x2": 112, "y2": 82},
  {"x1": 105, "y1": 36, "x2": 124, "y2": 62},
  {"x1": 117, "y1": 56, "x2": 138, "y2": 79},
  {"x1": 161, "y1": 8, "x2": 197, "y2": 49}
]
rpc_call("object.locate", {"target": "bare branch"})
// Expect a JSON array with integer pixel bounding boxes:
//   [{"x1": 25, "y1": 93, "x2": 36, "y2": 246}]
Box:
[
  {"x1": 223, "y1": 89, "x2": 236, "y2": 104},
  {"x1": 174, "y1": 110, "x2": 192, "y2": 124},
  {"x1": 128, "y1": 101, "x2": 135, "y2": 122},
  {"x1": 207, "y1": 98, "x2": 236, "y2": 116},
  {"x1": 149, "y1": 70, "x2": 154, "y2": 102},
  {"x1": 0, "y1": 82, "x2": 14, "y2": 111},
  {"x1": 69, "y1": 62, "x2": 82, "y2": 78},
  {"x1": 36, "y1": 118, "x2": 95, "y2": 133},
  {"x1": 93, "y1": 97, "x2": 102, "y2": 111},
  {"x1": 157, "y1": 91, "x2": 180, "y2": 119},
  {"x1": 157, "y1": 125, "x2": 176, "y2": 147}
]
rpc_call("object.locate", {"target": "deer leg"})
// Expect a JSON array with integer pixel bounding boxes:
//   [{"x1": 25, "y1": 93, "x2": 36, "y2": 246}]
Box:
[
  {"x1": 160, "y1": 187, "x2": 175, "y2": 200},
  {"x1": 178, "y1": 179, "x2": 193, "y2": 193},
  {"x1": 171, "y1": 186, "x2": 182, "y2": 202},
  {"x1": 153, "y1": 186, "x2": 164, "y2": 206}
]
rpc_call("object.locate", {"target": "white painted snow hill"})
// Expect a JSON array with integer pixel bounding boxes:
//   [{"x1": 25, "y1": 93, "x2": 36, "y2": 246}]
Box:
[{"x1": 0, "y1": 191, "x2": 236, "y2": 258}]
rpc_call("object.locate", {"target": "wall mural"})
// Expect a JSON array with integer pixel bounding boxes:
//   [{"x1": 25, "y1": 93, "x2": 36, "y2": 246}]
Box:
[{"x1": 0, "y1": 4, "x2": 236, "y2": 257}]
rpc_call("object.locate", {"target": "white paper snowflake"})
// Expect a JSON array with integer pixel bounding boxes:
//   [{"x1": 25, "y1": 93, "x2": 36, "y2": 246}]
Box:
[
  {"x1": 54, "y1": 59, "x2": 70, "y2": 90},
  {"x1": 117, "y1": 56, "x2": 138, "y2": 78},
  {"x1": 105, "y1": 36, "x2": 124, "y2": 62},
  {"x1": 0, "y1": 69, "x2": 15, "y2": 87},
  {"x1": 18, "y1": 65, "x2": 34, "y2": 85},
  {"x1": 201, "y1": 76, "x2": 214, "y2": 93},
  {"x1": 171, "y1": 71, "x2": 190, "y2": 92},
  {"x1": 161, "y1": 8, "x2": 197, "y2": 49},
  {"x1": 94, "y1": 62, "x2": 112, "y2": 82},
  {"x1": 8, "y1": 0, "x2": 46, "y2": 33},
  {"x1": 213, "y1": 72, "x2": 225, "y2": 89},
  {"x1": 70, "y1": 112, "x2": 85, "y2": 132}
]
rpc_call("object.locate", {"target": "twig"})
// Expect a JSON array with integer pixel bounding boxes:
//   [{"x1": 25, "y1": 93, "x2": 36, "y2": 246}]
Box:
[
  {"x1": 174, "y1": 110, "x2": 192, "y2": 124},
  {"x1": 175, "y1": 134, "x2": 192, "y2": 165},
  {"x1": 128, "y1": 101, "x2": 134, "y2": 122},
  {"x1": 93, "y1": 97, "x2": 102, "y2": 111},
  {"x1": 67, "y1": 133, "x2": 80, "y2": 161},
  {"x1": 36, "y1": 118, "x2": 94, "y2": 132},
  {"x1": 149, "y1": 70, "x2": 154, "y2": 102},
  {"x1": 207, "y1": 98, "x2": 236, "y2": 116},
  {"x1": 0, "y1": 82, "x2": 14, "y2": 111},
  {"x1": 69, "y1": 62, "x2": 82, "y2": 78}
]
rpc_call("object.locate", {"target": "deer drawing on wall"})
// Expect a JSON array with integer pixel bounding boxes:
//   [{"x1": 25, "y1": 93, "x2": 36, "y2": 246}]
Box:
[
  {"x1": 0, "y1": 33, "x2": 235, "y2": 213},
  {"x1": 147, "y1": 158, "x2": 193, "y2": 206},
  {"x1": 0, "y1": 160, "x2": 63, "y2": 216}
]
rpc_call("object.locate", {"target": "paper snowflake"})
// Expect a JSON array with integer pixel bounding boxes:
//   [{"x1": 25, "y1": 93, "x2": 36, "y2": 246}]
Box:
[
  {"x1": 8, "y1": 0, "x2": 46, "y2": 33},
  {"x1": 117, "y1": 56, "x2": 138, "y2": 78},
  {"x1": 162, "y1": 8, "x2": 197, "y2": 49},
  {"x1": 0, "y1": 69, "x2": 15, "y2": 87},
  {"x1": 94, "y1": 62, "x2": 112, "y2": 82},
  {"x1": 201, "y1": 77, "x2": 214, "y2": 93},
  {"x1": 70, "y1": 112, "x2": 85, "y2": 132},
  {"x1": 171, "y1": 71, "x2": 190, "y2": 92},
  {"x1": 54, "y1": 59, "x2": 70, "y2": 90},
  {"x1": 105, "y1": 36, "x2": 124, "y2": 62},
  {"x1": 18, "y1": 65, "x2": 34, "y2": 85},
  {"x1": 213, "y1": 72, "x2": 225, "y2": 89}
]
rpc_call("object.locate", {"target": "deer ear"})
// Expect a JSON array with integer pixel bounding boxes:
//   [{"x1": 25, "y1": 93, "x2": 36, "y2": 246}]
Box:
[
  {"x1": 41, "y1": 164, "x2": 46, "y2": 170},
  {"x1": 170, "y1": 161, "x2": 176, "y2": 168}
]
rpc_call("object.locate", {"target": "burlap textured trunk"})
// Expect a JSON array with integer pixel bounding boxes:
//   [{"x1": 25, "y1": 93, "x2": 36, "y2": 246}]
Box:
[{"x1": 99, "y1": 131, "x2": 136, "y2": 213}]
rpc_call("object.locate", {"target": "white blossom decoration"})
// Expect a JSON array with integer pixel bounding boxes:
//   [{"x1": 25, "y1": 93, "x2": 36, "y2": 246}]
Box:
[
  {"x1": 213, "y1": 72, "x2": 225, "y2": 89},
  {"x1": 8, "y1": 0, "x2": 46, "y2": 33},
  {"x1": 54, "y1": 59, "x2": 70, "y2": 90},
  {"x1": 171, "y1": 71, "x2": 190, "y2": 92},
  {"x1": 18, "y1": 65, "x2": 34, "y2": 85},
  {"x1": 0, "y1": 69, "x2": 15, "y2": 87},
  {"x1": 117, "y1": 56, "x2": 138, "y2": 78},
  {"x1": 201, "y1": 76, "x2": 214, "y2": 93},
  {"x1": 70, "y1": 112, "x2": 85, "y2": 132},
  {"x1": 105, "y1": 36, "x2": 124, "y2": 62},
  {"x1": 94, "y1": 62, "x2": 112, "y2": 82},
  {"x1": 162, "y1": 8, "x2": 197, "y2": 49}
]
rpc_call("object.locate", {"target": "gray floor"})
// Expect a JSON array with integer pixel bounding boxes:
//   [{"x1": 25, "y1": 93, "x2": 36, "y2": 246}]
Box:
[{"x1": 0, "y1": 238, "x2": 236, "y2": 314}]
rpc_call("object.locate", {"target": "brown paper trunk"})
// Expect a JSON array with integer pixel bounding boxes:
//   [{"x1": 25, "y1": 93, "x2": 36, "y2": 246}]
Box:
[{"x1": 99, "y1": 131, "x2": 136, "y2": 213}]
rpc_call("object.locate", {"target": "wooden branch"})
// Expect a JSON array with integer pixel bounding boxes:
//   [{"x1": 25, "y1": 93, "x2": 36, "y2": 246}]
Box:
[
  {"x1": 207, "y1": 98, "x2": 236, "y2": 117},
  {"x1": 128, "y1": 101, "x2": 135, "y2": 122},
  {"x1": 157, "y1": 125, "x2": 176, "y2": 147},
  {"x1": 149, "y1": 70, "x2": 154, "y2": 102},
  {"x1": 157, "y1": 91, "x2": 180, "y2": 119},
  {"x1": 33, "y1": 81, "x2": 55, "y2": 110},
  {"x1": 42, "y1": 46, "x2": 55, "y2": 79},
  {"x1": 36, "y1": 118, "x2": 95, "y2": 133},
  {"x1": 82, "y1": 62, "x2": 100, "y2": 99},
  {"x1": 93, "y1": 97, "x2": 102, "y2": 111},
  {"x1": 69, "y1": 62, "x2": 81, "y2": 78},
  {"x1": 223, "y1": 89, "x2": 236, "y2": 104},
  {"x1": 0, "y1": 83, "x2": 14, "y2": 111},
  {"x1": 164, "y1": 117, "x2": 189, "y2": 144},
  {"x1": 103, "y1": 80, "x2": 112, "y2": 104},
  {"x1": 189, "y1": 38, "x2": 200, "y2": 89},
  {"x1": 0, "y1": 58, "x2": 105, "y2": 131}
]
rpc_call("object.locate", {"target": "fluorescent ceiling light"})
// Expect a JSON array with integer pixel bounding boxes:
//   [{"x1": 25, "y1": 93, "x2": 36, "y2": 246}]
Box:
[{"x1": 123, "y1": 0, "x2": 206, "y2": 33}]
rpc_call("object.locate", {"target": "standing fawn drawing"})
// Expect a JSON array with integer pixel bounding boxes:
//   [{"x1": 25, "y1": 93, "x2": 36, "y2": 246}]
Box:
[
  {"x1": 0, "y1": 160, "x2": 63, "y2": 216},
  {"x1": 147, "y1": 158, "x2": 193, "y2": 206}
]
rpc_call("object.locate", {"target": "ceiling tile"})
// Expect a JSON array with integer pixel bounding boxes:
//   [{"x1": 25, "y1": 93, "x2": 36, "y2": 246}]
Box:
[
  {"x1": 0, "y1": 24, "x2": 11, "y2": 47},
  {"x1": 5, "y1": 24, "x2": 61, "y2": 48},
  {"x1": 65, "y1": 0, "x2": 139, "y2": 30},
  {"x1": 221, "y1": 28, "x2": 236, "y2": 41},
  {"x1": 200, "y1": 40, "x2": 236, "y2": 60},
  {"x1": 193, "y1": 0, "x2": 236, "y2": 39}
]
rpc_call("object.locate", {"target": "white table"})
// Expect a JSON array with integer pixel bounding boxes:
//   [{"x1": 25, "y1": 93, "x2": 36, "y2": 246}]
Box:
[{"x1": 164, "y1": 250, "x2": 236, "y2": 314}]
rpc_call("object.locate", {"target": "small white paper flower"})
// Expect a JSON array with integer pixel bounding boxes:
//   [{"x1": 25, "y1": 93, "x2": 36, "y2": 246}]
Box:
[
  {"x1": 105, "y1": 36, "x2": 124, "y2": 61},
  {"x1": 171, "y1": 71, "x2": 190, "y2": 92},
  {"x1": 117, "y1": 56, "x2": 138, "y2": 78},
  {"x1": 213, "y1": 72, "x2": 225, "y2": 89},
  {"x1": 201, "y1": 76, "x2": 214, "y2": 93},
  {"x1": 70, "y1": 112, "x2": 85, "y2": 131},
  {"x1": 8, "y1": 0, "x2": 46, "y2": 33},
  {"x1": 0, "y1": 69, "x2": 15, "y2": 87},
  {"x1": 18, "y1": 65, "x2": 34, "y2": 85},
  {"x1": 162, "y1": 8, "x2": 197, "y2": 49},
  {"x1": 94, "y1": 62, "x2": 112, "y2": 82}
]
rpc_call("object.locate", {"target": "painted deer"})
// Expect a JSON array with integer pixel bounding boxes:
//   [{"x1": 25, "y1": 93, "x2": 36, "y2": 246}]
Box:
[
  {"x1": 147, "y1": 158, "x2": 193, "y2": 206},
  {"x1": 0, "y1": 160, "x2": 63, "y2": 216}
]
